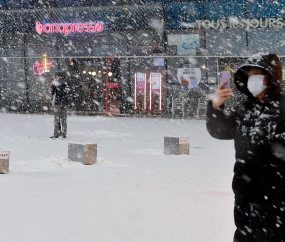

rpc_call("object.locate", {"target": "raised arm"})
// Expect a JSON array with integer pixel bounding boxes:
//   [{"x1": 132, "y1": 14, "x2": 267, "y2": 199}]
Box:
[{"x1": 206, "y1": 81, "x2": 235, "y2": 140}]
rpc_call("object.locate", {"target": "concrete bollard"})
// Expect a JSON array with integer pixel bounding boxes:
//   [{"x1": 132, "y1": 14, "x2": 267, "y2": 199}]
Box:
[
  {"x1": 68, "y1": 143, "x2": 97, "y2": 165},
  {"x1": 0, "y1": 151, "x2": 10, "y2": 174},
  {"x1": 164, "y1": 137, "x2": 190, "y2": 155}
]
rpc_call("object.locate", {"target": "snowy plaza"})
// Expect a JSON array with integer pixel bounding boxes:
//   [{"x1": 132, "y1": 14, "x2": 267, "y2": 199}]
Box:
[{"x1": 0, "y1": 113, "x2": 235, "y2": 242}]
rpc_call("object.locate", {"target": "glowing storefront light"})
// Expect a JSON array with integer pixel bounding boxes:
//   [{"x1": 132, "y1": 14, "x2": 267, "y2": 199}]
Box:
[
  {"x1": 33, "y1": 58, "x2": 52, "y2": 76},
  {"x1": 36, "y1": 21, "x2": 104, "y2": 35}
]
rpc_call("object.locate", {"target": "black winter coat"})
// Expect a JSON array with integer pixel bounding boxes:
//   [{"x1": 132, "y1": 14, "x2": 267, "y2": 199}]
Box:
[
  {"x1": 51, "y1": 77, "x2": 69, "y2": 106},
  {"x1": 207, "y1": 53, "x2": 285, "y2": 241}
]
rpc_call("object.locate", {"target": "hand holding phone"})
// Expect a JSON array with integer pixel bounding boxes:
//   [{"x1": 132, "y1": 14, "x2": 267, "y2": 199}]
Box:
[
  {"x1": 220, "y1": 71, "x2": 230, "y2": 89},
  {"x1": 212, "y1": 71, "x2": 233, "y2": 109}
]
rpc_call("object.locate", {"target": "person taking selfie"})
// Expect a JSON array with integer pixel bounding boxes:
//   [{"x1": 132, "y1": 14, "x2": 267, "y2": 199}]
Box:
[{"x1": 206, "y1": 53, "x2": 285, "y2": 241}]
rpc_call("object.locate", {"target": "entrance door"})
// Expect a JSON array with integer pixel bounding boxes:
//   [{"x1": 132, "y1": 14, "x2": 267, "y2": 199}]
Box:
[
  {"x1": 68, "y1": 58, "x2": 121, "y2": 113},
  {"x1": 81, "y1": 65, "x2": 105, "y2": 112},
  {"x1": 105, "y1": 58, "x2": 120, "y2": 113}
]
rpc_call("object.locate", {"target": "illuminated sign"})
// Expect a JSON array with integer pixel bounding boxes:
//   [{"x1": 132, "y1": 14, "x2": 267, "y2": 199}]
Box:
[
  {"x1": 33, "y1": 60, "x2": 52, "y2": 76},
  {"x1": 197, "y1": 17, "x2": 285, "y2": 30},
  {"x1": 35, "y1": 21, "x2": 104, "y2": 35}
]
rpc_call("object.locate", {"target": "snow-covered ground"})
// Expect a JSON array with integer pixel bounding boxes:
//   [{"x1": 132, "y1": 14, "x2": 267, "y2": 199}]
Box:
[{"x1": 0, "y1": 113, "x2": 236, "y2": 242}]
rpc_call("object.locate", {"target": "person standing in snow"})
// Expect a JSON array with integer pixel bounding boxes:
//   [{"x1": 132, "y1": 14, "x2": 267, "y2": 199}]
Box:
[
  {"x1": 206, "y1": 53, "x2": 285, "y2": 241},
  {"x1": 50, "y1": 72, "x2": 69, "y2": 139}
]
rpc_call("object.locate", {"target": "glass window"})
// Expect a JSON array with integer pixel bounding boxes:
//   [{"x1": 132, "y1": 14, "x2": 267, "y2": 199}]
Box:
[
  {"x1": 128, "y1": 30, "x2": 163, "y2": 46},
  {"x1": 1, "y1": 58, "x2": 25, "y2": 82},
  {"x1": 57, "y1": 0, "x2": 86, "y2": 7},
  {"x1": 127, "y1": 46, "x2": 152, "y2": 56},
  {"x1": 37, "y1": 0, "x2": 57, "y2": 8},
  {"x1": 0, "y1": 34, "x2": 5, "y2": 46},
  {"x1": 248, "y1": 28, "x2": 285, "y2": 55},
  {"x1": 56, "y1": 8, "x2": 90, "y2": 23},
  {"x1": 168, "y1": 34, "x2": 201, "y2": 56},
  {"x1": 127, "y1": 6, "x2": 163, "y2": 30},
  {"x1": 247, "y1": 0, "x2": 285, "y2": 18},
  {"x1": 4, "y1": 47, "x2": 24, "y2": 57},
  {"x1": 58, "y1": 33, "x2": 92, "y2": 47},
  {"x1": 93, "y1": 46, "x2": 127, "y2": 56},
  {"x1": 206, "y1": 29, "x2": 247, "y2": 56},
  {"x1": 58, "y1": 46, "x2": 92, "y2": 56},
  {"x1": 23, "y1": 11, "x2": 37, "y2": 32},
  {"x1": 91, "y1": 32, "x2": 128, "y2": 46},
  {"x1": 164, "y1": 2, "x2": 203, "y2": 29},
  {"x1": 204, "y1": 0, "x2": 244, "y2": 20},
  {"x1": 90, "y1": 7, "x2": 126, "y2": 30},
  {"x1": 6, "y1": 0, "x2": 22, "y2": 9},
  {"x1": 93, "y1": 0, "x2": 120, "y2": 6},
  {"x1": 0, "y1": 0, "x2": 4, "y2": 8},
  {"x1": 23, "y1": 0, "x2": 37, "y2": 9},
  {"x1": 4, "y1": 32, "x2": 24, "y2": 47},
  {"x1": 1, "y1": 12, "x2": 22, "y2": 32},
  {"x1": 26, "y1": 47, "x2": 57, "y2": 57}
]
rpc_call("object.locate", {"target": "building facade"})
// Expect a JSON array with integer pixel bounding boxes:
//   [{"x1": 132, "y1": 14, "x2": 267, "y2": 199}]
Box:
[{"x1": 0, "y1": 0, "x2": 285, "y2": 117}]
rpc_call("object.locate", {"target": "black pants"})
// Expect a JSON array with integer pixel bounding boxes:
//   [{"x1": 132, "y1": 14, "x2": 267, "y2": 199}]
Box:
[{"x1": 54, "y1": 105, "x2": 67, "y2": 136}]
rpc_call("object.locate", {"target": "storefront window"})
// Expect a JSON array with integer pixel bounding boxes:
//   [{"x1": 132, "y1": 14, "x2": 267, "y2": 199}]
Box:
[
  {"x1": 247, "y1": 0, "x2": 285, "y2": 18},
  {"x1": 4, "y1": 32, "x2": 24, "y2": 47},
  {"x1": 168, "y1": 34, "x2": 201, "y2": 56},
  {"x1": 6, "y1": 0, "x2": 22, "y2": 9},
  {"x1": 22, "y1": 0, "x2": 37, "y2": 9},
  {"x1": 26, "y1": 47, "x2": 57, "y2": 57},
  {"x1": 164, "y1": 2, "x2": 203, "y2": 29},
  {"x1": 4, "y1": 47, "x2": 24, "y2": 57},
  {"x1": 1, "y1": 12, "x2": 22, "y2": 32},
  {"x1": 204, "y1": 0, "x2": 244, "y2": 20},
  {"x1": 248, "y1": 28, "x2": 285, "y2": 55},
  {"x1": 90, "y1": 7, "x2": 126, "y2": 30},
  {"x1": 93, "y1": 0, "x2": 120, "y2": 6},
  {"x1": 59, "y1": 47, "x2": 92, "y2": 56},
  {"x1": 37, "y1": 0, "x2": 57, "y2": 8},
  {"x1": 128, "y1": 6, "x2": 163, "y2": 30},
  {"x1": 57, "y1": 8, "x2": 89, "y2": 23},
  {"x1": 206, "y1": 29, "x2": 247, "y2": 56},
  {"x1": 93, "y1": 46, "x2": 127, "y2": 56},
  {"x1": 57, "y1": 0, "x2": 87, "y2": 7}
]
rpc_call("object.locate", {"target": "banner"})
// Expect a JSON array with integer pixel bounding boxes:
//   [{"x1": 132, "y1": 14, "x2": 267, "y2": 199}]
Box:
[
  {"x1": 177, "y1": 62, "x2": 201, "y2": 90},
  {"x1": 136, "y1": 72, "x2": 146, "y2": 96},
  {"x1": 151, "y1": 73, "x2": 161, "y2": 90},
  {"x1": 168, "y1": 34, "x2": 200, "y2": 56}
]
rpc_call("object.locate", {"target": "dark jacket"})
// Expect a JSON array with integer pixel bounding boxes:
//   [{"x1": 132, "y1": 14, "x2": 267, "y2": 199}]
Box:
[
  {"x1": 51, "y1": 77, "x2": 69, "y2": 106},
  {"x1": 206, "y1": 53, "x2": 285, "y2": 240}
]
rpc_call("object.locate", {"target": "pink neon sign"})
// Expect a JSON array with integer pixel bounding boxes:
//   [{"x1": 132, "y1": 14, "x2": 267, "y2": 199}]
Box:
[
  {"x1": 33, "y1": 61, "x2": 52, "y2": 76},
  {"x1": 36, "y1": 21, "x2": 104, "y2": 35}
]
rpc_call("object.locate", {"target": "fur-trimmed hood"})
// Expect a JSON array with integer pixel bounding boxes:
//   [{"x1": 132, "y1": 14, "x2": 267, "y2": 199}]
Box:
[{"x1": 234, "y1": 53, "x2": 283, "y2": 99}]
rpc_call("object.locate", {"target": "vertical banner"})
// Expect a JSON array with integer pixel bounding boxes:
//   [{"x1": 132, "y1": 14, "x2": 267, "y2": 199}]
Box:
[
  {"x1": 135, "y1": 72, "x2": 147, "y2": 111},
  {"x1": 150, "y1": 72, "x2": 162, "y2": 112},
  {"x1": 136, "y1": 72, "x2": 145, "y2": 93},
  {"x1": 151, "y1": 72, "x2": 161, "y2": 92}
]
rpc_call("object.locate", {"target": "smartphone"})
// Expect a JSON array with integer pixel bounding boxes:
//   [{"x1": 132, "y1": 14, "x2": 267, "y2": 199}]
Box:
[{"x1": 219, "y1": 71, "x2": 230, "y2": 89}]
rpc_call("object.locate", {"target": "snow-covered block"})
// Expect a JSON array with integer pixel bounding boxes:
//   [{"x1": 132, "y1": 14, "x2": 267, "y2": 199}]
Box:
[
  {"x1": 0, "y1": 151, "x2": 10, "y2": 174},
  {"x1": 68, "y1": 143, "x2": 97, "y2": 165},
  {"x1": 164, "y1": 137, "x2": 190, "y2": 155}
]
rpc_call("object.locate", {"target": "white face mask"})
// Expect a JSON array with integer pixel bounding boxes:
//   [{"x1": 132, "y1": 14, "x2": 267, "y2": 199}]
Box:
[{"x1": 247, "y1": 74, "x2": 267, "y2": 97}]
